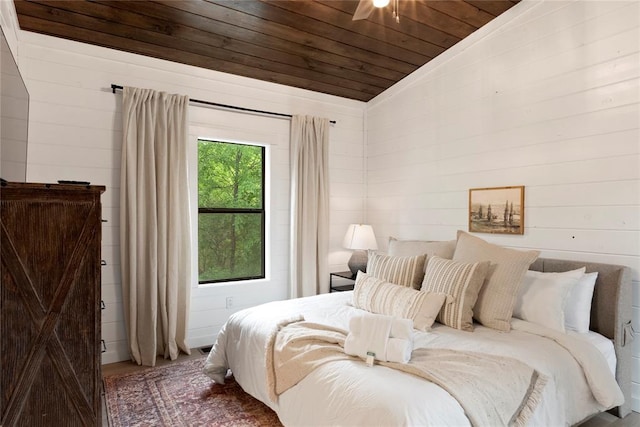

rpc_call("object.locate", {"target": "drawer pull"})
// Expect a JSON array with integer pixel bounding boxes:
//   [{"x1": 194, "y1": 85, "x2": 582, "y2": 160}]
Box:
[{"x1": 101, "y1": 340, "x2": 107, "y2": 353}]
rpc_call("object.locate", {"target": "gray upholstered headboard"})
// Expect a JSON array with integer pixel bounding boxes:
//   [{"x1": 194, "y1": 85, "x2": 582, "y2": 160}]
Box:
[{"x1": 529, "y1": 258, "x2": 633, "y2": 418}]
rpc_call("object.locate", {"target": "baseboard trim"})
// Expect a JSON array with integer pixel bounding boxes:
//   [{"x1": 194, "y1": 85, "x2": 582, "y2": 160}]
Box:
[{"x1": 188, "y1": 333, "x2": 218, "y2": 350}]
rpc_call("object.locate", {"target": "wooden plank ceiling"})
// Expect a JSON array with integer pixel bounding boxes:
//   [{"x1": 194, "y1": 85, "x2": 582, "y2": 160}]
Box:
[{"x1": 14, "y1": 0, "x2": 520, "y2": 102}]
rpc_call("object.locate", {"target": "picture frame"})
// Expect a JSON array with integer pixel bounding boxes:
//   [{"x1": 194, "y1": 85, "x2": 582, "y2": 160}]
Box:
[{"x1": 469, "y1": 186, "x2": 524, "y2": 235}]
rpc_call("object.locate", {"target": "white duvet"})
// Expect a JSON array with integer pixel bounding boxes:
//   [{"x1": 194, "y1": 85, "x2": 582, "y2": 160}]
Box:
[{"x1": 204, "y1": 291, "x2": 623, "y2": 426}]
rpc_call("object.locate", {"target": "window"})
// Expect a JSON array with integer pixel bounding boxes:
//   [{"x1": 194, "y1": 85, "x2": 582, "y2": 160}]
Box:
[{"x1": 198, "y1": 140, "x2": 265, "y2": 283}]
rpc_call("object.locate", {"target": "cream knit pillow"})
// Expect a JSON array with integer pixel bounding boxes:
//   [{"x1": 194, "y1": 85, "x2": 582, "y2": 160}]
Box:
[
  {"x1": 452, "y1": 231, "x2": 539, "y2": 331},
  {"x1": 353, "y1": 272, "x2": 448, "y2": 331}
]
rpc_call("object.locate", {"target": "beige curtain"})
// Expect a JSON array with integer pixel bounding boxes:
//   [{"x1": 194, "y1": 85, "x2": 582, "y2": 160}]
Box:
[
  {"x1": 120, "y1": 86, "x2": 192, "y2": 366},
  {"x1": 290, "y1": 115, "x2": 330, "y2": 298}
]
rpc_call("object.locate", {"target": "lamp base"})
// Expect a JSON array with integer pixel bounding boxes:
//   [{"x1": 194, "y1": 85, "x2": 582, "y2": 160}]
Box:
[{"x1": 347, "y1": 250, "x2": 368, "y2": 277}]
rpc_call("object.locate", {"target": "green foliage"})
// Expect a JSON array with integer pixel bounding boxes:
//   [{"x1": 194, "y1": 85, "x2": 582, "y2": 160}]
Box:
[
  {"x1": 198, "y1": 140, "x2": 264, "y2": 282},
  {"x1": 198, "y1": 213, "x2": 263, "y2": 281},
  {"x1": 198, "y1": 140, "x2": 262, "y2": 209}
]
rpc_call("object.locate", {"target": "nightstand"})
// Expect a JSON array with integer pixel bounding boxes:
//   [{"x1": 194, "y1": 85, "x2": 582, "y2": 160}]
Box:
[{"x1": 330, "y1": 271, "x2": 356, "y2": 292}]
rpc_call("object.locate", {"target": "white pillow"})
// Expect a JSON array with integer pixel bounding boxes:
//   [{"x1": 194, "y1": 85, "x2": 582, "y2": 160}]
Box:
[
  {"x1": 565, "y1": 272, "x2": 598, "y2": 333},
  {"x1": 513, "y1": 268, "x2": 585, "y2": 332}
]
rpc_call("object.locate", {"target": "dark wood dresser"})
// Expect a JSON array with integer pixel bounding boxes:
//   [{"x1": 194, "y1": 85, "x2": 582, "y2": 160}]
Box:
[{"x1": 1, "y1": 182, "x2": 105, "y2": 426}]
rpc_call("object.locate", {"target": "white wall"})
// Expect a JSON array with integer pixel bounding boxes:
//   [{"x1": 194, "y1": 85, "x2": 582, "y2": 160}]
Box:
[
  {"x1": 366, "y1": 0, "x2": 639, "y2": 411},
  {"x1": 0, "y1": 0, "x2": 19, "y2": 60},
  {"x1": 1, "y1": 27, "x2": 29, "y2": 182},
  {"x1": 17, "y1": 31, "x2": 365, "y2": 363},
  {"x1": 0, "y1": 0, "x2": 19, "y2": 181}
]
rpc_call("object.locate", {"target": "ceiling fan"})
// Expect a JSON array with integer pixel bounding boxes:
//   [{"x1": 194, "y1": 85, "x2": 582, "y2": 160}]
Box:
[{"x1": 352, "y1": 0, "x2": 401, "y2": 23}]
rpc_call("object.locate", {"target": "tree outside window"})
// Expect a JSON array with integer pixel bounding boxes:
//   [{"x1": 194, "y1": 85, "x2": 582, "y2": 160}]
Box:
[{"x1": 198, "y1": 140, "x2": 265, "y2": 283}]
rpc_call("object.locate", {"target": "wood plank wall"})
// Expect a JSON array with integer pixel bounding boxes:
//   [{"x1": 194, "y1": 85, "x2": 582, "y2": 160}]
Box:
[
  {"x1": 366, "y1": 0, "x2": 639, "y2": 411},
  {"x1": 15, "y1": 30, "x2": 365, "y2": 362}
]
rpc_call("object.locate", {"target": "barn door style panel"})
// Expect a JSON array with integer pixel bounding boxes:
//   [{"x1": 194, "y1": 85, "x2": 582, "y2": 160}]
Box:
[{"x1": 1, "y1": 182, "x2": 105, "y2": 426}]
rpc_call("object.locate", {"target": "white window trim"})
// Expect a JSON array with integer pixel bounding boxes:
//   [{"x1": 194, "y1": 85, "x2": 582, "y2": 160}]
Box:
[{"x1": 188, "y1": 134, "x2": 272, "y2": 290}]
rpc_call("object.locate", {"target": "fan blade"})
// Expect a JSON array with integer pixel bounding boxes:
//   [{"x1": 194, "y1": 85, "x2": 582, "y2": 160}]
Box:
[{"x1": 352, "y1": 0, "x2": 374, "y2": 20}]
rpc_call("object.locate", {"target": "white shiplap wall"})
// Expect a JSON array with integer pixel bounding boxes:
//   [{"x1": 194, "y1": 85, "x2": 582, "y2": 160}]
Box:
[
  {"x1": 366, "y1": 0, "x2": 639, "y2": 412},
  {"x1": 17, "y1": 31, "x2": 365, "y2": 363},
  {"x1": 0, "y1": 0, "x2": 20, "y2": 182},
  {"x1": 0, "y1": 0, "x2": 19, "y2": 60}
]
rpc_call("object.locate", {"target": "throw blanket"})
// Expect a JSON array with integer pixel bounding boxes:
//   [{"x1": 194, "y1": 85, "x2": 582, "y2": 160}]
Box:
[
  {"x1": 265, "y1": 318, "x2": 357, "y2": 402},
  {"x1": 266, "y1": 319, "x2": 547, "y2": 427},
  {"x1": 344, "y1": 312, "x2": 413, "y2": 363}
]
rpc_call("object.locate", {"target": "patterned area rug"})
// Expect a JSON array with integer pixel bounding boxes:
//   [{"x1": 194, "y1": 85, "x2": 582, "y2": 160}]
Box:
[{"x1": 104, "y1": 357, "x2": 282, "y2": 426}]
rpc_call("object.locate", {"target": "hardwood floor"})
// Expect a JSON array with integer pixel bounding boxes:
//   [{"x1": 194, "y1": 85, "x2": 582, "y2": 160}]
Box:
[
  {"x1": 579, "y1": 411, "x2": 640, "y2": 427},
  {"x1": 101, "y1": 349, "x2": 639, "y2": 427}
]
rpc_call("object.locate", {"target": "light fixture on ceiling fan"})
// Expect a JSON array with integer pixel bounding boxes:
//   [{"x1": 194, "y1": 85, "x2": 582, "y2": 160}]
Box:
[{"x1": 352, "y1": 0, "x2": 401, "y2": 23}]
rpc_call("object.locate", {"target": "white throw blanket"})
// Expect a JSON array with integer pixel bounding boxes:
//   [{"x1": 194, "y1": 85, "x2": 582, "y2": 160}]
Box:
[{"x1": 344, "y1": 312, "x2": 414, "y2": 363}]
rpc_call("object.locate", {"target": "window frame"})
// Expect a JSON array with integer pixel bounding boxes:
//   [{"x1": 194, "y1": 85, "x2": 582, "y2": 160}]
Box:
[{"x1": 197, "y1": 140, "x2": 266, "y2": 284}]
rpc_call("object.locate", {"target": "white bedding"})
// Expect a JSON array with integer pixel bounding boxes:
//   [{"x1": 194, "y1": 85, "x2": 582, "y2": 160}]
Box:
[
  {"x1": 204, "y1": 291, "x2": 623, "y2": 426},
  {"x1": 570, "y1": 330, "x2": 617, "y2": 377}
]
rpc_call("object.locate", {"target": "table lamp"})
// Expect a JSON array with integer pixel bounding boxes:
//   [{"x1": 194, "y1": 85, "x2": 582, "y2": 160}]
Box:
[{"x1": 343, "y1": 224, "x2": 378, "y2": 276}]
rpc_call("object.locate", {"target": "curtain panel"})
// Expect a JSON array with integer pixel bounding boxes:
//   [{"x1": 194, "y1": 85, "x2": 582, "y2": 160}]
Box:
[
  {"x1": 290, "y1": 115, "x2": 330, "y2": 298},
  {"x1": 120, "y1": 86, "x2": 192, "y2": 366}
]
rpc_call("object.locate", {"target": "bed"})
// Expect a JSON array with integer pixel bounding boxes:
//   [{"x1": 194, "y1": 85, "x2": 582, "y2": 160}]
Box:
[{"x1": 203, "y1": 234, "x2": 633, "y2": 426}]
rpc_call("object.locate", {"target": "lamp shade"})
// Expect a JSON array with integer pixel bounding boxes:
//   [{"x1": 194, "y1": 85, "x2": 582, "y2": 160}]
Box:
[{"x1": 343, "y1": 224, "x2": 378, "y2": 250}]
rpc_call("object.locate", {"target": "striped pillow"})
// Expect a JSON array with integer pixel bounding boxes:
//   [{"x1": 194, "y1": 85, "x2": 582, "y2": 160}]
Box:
[
  {"x1": 353, "y1": 272, "x2": 449, "y2": 331},
  {"x1": 366, "y1": 251, "x2": 427, "y2": 289},
  {"x1": 421, "y1": 256, "x2": 490, "y2": 331},
  {"x1": 453, "y1": 231, "x2": 540, "y2": 332}
]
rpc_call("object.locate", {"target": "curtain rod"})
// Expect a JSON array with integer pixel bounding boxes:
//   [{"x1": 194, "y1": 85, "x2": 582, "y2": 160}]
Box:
[{"x1": 110, "y1": 84, "x2": 336, "y2": 124}]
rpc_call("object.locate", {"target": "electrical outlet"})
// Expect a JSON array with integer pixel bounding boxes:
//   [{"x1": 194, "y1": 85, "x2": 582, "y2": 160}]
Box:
[{"x1": 226, "y1": 296, "x2": 233, "y2": 309}]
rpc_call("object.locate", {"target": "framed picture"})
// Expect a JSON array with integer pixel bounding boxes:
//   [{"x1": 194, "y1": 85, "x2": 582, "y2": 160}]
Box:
[{"x1": 469, "y1": 186, "x2": 524, "y2": 235}]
